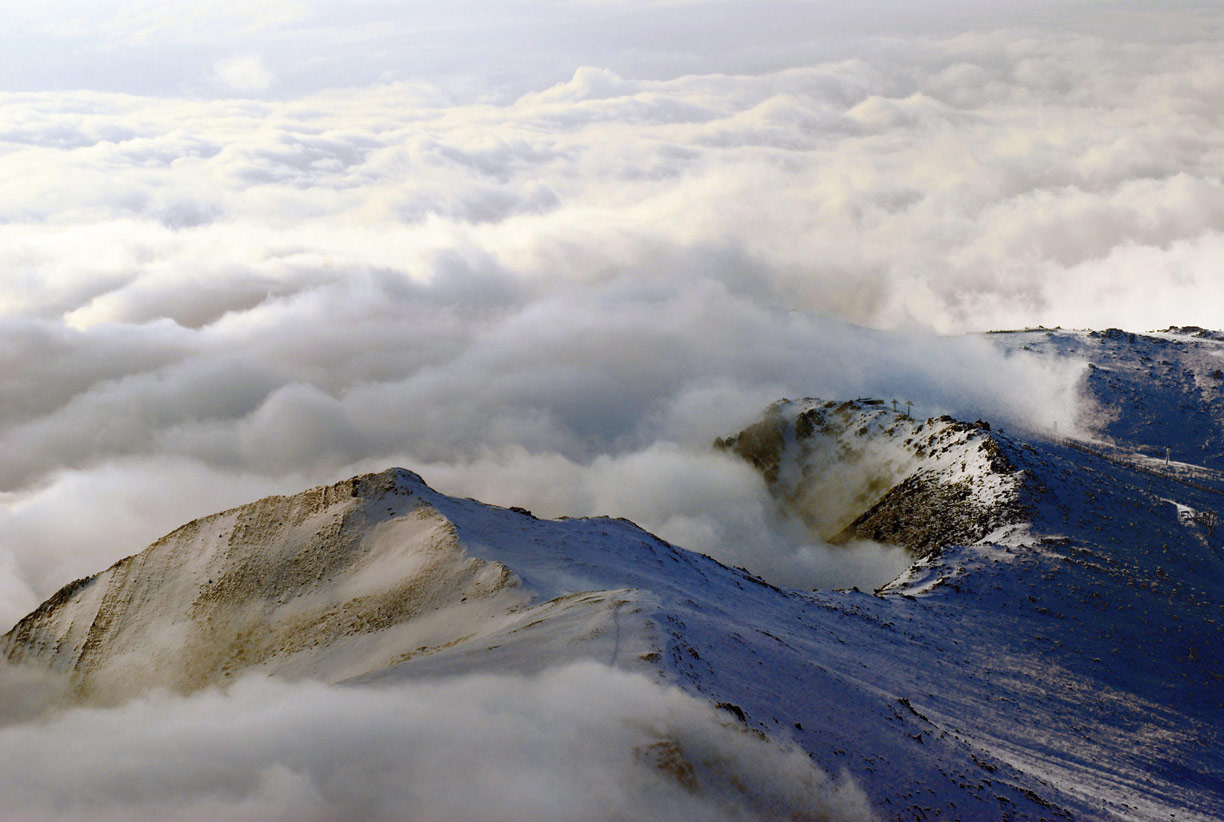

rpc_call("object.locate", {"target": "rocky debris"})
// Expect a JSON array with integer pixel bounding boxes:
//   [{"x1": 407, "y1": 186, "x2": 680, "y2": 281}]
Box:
[
  {"x1": 637, "y1": 739, "x2": 700, "y2": 792},
  {"x1": 1090, "y1": 328, "x2": 1140, "y2": 344},
  {"x1": 835, "y1": 472, "x2": 1025, "y2": 558},
  {"x1": 1155, "y1": 325, "x2": 1224, "y2": 341}
]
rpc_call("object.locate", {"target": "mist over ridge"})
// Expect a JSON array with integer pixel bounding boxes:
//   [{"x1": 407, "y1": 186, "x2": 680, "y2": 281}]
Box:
[
  {"x1": 4, "y1": 4, "x2": 1224, "y2": 819},
  {"x1": 7, "y1": 0, "x2": 1222, "y2": 625}
]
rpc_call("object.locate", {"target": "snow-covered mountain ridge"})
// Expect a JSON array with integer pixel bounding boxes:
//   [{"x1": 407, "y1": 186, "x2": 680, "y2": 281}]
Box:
[
  {"x1": 3, "y1": 468, "x2": 676, "y2": 702},
  {"x1": 5, "y1": 326, "x2": 1224, "y2": 820}
]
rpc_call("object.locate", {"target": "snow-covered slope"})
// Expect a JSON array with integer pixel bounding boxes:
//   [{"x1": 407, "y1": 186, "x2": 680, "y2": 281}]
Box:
[
  {"x1": 992, "y1": 326, "x2": 1224, "y2": 473},
  {"x1": 5, "y1": 327, "x2": 1224, "y2": 821},
  {"x1": 703, "y1": 354, "x2": 1224, "y2": 820},
  {"x1": 714, "y1": 396, "x2": 1224, "y2": 820}
]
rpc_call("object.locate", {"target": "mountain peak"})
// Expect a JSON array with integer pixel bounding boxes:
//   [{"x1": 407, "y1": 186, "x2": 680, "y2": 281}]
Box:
[
  {"x1": 717, "y1": 397, "x2": 1028, "y2": 558},
  {"x1": 2, "y1": 470, "x2": 532, "y2": 702}
]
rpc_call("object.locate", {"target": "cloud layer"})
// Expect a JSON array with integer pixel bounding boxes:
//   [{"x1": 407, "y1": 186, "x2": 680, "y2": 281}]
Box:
[
  {"x1": 0, "y1": 287, "x2": 1086, "y2": 622},
  {"x1": 3, "y1": 6, "x2": 1222, "y2": 818},
  {"x1": 9, "y1": 8, "x2": 1224, "y2": 614},
  {"x1": 4, "y1": 21, "x2": 1224, "y2": 332},
  {"x1": 0, "y1": 661, "x2": 875, "y2": 821}
]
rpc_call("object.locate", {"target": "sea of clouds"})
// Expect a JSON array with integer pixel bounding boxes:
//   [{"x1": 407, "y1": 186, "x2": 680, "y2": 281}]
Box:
[
  {"x1": 0, "y1": 660, "x2": 875, "y2": 821},
  {"x1": 2, "y1": 3, "x2": 1223, "y2": 817},
  {"x1": 6, "y1": 2, "x2": 1222, "y2": 609}
]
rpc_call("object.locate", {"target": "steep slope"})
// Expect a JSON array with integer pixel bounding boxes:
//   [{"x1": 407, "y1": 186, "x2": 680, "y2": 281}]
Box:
[
  {"x1": 709, "y1": 391, "x2": 1224, "y2": 820},
  {"x1": 722, "y1": 426, "x2": 1224, "y2": 821}
]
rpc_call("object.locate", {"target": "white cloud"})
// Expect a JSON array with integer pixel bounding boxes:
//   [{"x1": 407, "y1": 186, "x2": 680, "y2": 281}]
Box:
[
  {"x1": 0, "y1": 662, "x2": 876, "y2": 821},
  {"x1": 2, "y1": 6, "x2": 1220, "y2": 817},
  {"x1": 6, "y1": 21, "x2": 1223, "y2": 331},
  {"x1": 213, "y1": 55, "x2": 275, "y2": 91},
  {"x1": 21, "y1": 12, "x2": 1224, "y2": 613}
]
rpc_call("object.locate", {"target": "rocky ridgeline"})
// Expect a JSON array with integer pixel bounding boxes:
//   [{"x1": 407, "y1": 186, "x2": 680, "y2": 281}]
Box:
[{"x1": 716, "y1": 398, "x2": 1029, "y2": 557}]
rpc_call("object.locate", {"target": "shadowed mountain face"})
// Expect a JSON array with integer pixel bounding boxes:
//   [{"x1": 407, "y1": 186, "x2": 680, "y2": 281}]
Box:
[{"x1": 5, "y1": 329, "x2": 1224, "y2": 820}]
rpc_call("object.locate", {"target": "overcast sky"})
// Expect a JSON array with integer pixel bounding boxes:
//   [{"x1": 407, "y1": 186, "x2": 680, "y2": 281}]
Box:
[
  {"x1": 4, "y1": 1, "x2": 1193, "y2": 97},
  {"x1": 3, "y1": 3, "x2": 1221, "y2": 817}
]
